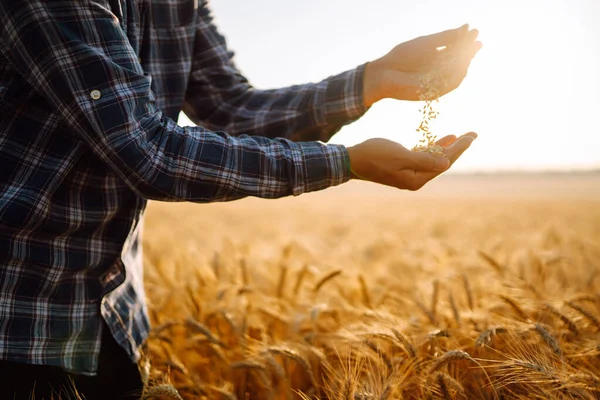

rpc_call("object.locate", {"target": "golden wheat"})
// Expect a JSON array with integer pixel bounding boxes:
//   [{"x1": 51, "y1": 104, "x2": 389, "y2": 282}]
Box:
[{"x1": 89, "y1": 180, "x2": 600, "y2": 399}]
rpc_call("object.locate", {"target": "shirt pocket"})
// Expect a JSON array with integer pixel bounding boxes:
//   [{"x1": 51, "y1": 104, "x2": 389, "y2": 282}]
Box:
[{"x1": 150, "y1": 0, "x2": 198, "y2": 28}]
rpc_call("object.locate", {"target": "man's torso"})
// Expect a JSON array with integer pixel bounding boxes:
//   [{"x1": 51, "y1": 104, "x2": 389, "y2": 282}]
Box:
[{"x1": 0, "y1": 0, "x2": 202, "y2": 373}]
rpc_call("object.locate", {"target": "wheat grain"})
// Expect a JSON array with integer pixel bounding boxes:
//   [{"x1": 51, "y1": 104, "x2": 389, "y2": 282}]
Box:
[
  {"x1": 499, "y1": 295, "x2": 529, "y2": 321},
  {"x1": 475, "y1": 326, "x2": 507, "y2": 347},
  {"x1": 313, "y1": 270, "x2": 342, "y2": 293},
  {"x1": 143, "y1": 384, "x2": 183, "y2": 400},
  {"x1": 448, "y1": 292, "x2": 460, "y2": 324},
  {"x1": 532, "y1": 323, "x2": 562, "y2": 356},
  {"x1": 431, "y1": 279, "x2": 440, "y2": 319},
  {"x1": 543, "y1": 303, "x2": 579, "y2": 336},
  {"x1": 429, "y1": 350, "x2": 476, "y2": 373},
  {"x1": 429, "y1": 329, "x2": 451, "y2": 339},
  {"x1": 358, "y1": 275, "x2": 372, "y2": 309},
  {"x1": 362, "y1": 339, "x2": 393, "y2": 372},
  {"x1": 428, "y1": 372, "x2": 466, "y2": 399},
  {"x1": 268, "y1": 346, "x2": 316, "y2": 386},
  {"x1": 391, "y1": 328, "x2": 417, "y2": 360},
  {"x1": 141, "y1": 190, "x2": 600, "y2": 400},
  {"x1": 276, "y1": 265, "x2": 288, "y2": 299},
  {"x1": 565, "y1": 301, "x2": 600, "y2": 330},
  {"x1": 461, "y1": 274, "x2": 474, "y2": 311},
  {"x1": 414, "y1": 297, "x2": 437, "y2": 325},
  {"x1": 340, "y1": 377, "x2": 355, "y2": 400},
  {"x1": 293, "y1": 264, "x2": 309, "y2": 297},
  {"x1": 230, "y1": 360, "x2": 267, "y2": 371},
  {"x1": 185, "y1": 318, "x2": 228, "y2": 347},
  {"x1": 478, "y1": 251, "x2": 504, "y2": 275},
  {"x1": 240, "y1": 258, "x2": 249, "y2": 286},
  {"x1": 411, "y1": 49, "x2": 458, "y2": 155}
]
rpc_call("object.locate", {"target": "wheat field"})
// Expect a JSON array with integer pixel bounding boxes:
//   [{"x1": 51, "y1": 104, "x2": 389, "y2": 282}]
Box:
[{"x1": 141, "y1": 174, "x2": 600, "y2": 400}]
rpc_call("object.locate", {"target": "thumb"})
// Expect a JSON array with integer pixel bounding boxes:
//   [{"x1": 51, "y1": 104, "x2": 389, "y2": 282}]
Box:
[
  {"x1": 407, "y1": 151, "x2": 450, "y2": 172},
  {"x1": 445, "y1": 133, "x2": 477, "y2": 164}
]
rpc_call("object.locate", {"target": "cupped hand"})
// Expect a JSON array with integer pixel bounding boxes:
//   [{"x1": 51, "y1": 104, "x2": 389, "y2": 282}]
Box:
[
  {"x1": 363, "y1": 25, "x2": 482, "y2": 105},
  {"x1": 346, "y1": 132, "x2": 477, "y2": 190}
]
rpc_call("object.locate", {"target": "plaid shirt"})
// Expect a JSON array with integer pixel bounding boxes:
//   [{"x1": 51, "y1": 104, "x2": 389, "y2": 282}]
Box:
[{"x1": 0, "y1": 0, "x2": 367, "y2": 374}]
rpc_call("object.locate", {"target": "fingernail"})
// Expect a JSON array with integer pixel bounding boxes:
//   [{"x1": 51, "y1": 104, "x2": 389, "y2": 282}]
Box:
[{"x1": 435, "y1": 157, "x2": 450, "y2": 171}]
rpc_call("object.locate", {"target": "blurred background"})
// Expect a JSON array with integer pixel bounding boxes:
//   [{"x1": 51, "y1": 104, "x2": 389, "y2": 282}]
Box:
[
  {"x1": 150, "y1": 4, "x2": 600, "y2": 397},
  {"x1": 179, "y1": 0, "x2": 600, "y2": 173}
]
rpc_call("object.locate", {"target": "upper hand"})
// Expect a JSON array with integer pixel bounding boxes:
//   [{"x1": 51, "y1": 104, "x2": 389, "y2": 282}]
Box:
[
  {"x1": 346, "y1": 133, "x2": 477, "y2": 191},
  {"x1": 363, "y1": 25, "x2": 482, "y2": 106}
]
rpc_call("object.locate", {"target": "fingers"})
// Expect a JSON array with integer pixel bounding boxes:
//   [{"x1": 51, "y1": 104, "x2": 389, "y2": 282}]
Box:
[
  {"x1": 395, "y1": 132, "x2": 478, "y2": 190},
  {"x1": 458, "y1": 36, "x2": 482, "y2": 66},
  {"x1": 446, "y1": 28, "x2": 480, "y2": 55},
  {"x1": 437, "y1": 38, "x2": 482, "y2": 94},
  {"x1": 436, "y1": 134, "x2": 457, "y2": 148},
  {"x1": 444, "y1": 132, "x2": 477, "y2": 164},
  {"x1": 425, "y1": 24, "x2": 470, "y2": 48},
  {"x1": 441, "y1": 34, "x2": 481, "y2": 70},
  {"x1": 346, "y1": 135, "x2": 476, "y2": 192},
  {"x1": 461, "y1": 29, "x2": 480, "y2": 47},
  {"x1": 467, "y1": 40, "x2": 483, "y2": 61}
]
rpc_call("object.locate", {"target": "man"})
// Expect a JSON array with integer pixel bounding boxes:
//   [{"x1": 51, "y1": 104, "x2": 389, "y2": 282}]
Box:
[{"x1": 0, "y1": 0, "x2": 481, "y2": 398}]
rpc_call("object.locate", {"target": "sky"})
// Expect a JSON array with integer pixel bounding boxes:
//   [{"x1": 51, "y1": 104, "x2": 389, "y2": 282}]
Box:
[{"x1": 179, "y1": 0, "x2": 600, "y2": 172}]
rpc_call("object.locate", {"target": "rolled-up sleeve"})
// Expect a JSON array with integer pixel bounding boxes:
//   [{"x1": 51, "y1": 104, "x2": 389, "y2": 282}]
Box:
[{"x1": 0, "y1": 0, "x2": 350, "y2": 202}]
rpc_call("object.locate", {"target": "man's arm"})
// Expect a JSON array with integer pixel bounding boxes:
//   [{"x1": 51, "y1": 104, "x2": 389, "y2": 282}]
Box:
[
  {"x1": 0, "y1": 0, "x2": 349, "y2": 202},
  {"x1": 182, "y1": 2, "x2": 368, "y2": 143}
]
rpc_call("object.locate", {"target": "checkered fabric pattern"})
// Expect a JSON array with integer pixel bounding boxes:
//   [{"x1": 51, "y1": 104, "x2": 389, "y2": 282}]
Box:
[{"x1": 0, "y1": 0, "x2": 367, "y2": 374}]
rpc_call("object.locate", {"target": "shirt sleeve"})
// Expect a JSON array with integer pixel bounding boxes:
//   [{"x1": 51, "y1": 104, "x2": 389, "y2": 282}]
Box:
[
  {"x1": 0, "y1": 0, "x2": 350, "y2": 202},
  {"x1": 182, "y1": 2, "x2": 369, "y2": 143}
]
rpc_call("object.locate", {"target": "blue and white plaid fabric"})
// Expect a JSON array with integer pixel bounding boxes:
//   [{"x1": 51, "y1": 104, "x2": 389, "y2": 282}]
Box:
[{"x1": 0, "y1": 0, "x2": 367, "y2": 374}]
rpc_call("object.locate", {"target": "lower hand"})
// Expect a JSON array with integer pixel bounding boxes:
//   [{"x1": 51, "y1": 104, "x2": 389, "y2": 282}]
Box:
[{"x1": 346, "y1": 132, "x2": 477, "y2": 190}]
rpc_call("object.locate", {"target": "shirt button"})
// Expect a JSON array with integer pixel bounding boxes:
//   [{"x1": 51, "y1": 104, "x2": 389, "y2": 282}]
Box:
[{"x1": 90, "y1": 90, "x2": 102, "y2": 100}]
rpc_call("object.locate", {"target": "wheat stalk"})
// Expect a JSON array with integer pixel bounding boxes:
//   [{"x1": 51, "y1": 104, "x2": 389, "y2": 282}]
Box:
[{"x1": 313, "y1": 270, "x2": 342, "y2": 293}]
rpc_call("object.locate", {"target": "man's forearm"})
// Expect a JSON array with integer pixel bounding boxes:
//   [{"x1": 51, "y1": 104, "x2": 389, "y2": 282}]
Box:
[
  {"x1": 184, "y1": 65, "x2": 370, "y2": 144},
  {"x1": 126, "y1": 120, "x2": 352, "y2": 202},
  {"x1": 362, "y1": 59, "x2": 388, "y2": 108}
]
